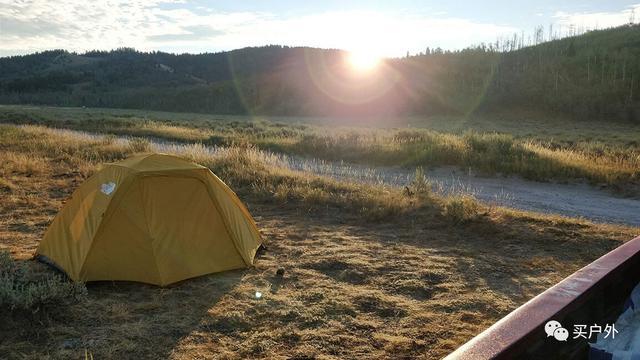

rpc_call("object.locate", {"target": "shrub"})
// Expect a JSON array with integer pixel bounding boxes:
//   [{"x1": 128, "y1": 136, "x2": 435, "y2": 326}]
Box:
[
  {"x1": 443, "y1": 195, "x2": 481, "y2": 224},
  {"x1": 465, "y1": 132, "x2": 514, "y2": 154},
  {"x1": 100, "y1": 134, "x2": 117, "y2": 146},
  {"x1": 301, "y1": 187, "x2": 330, "y2": 205},
  {"x1": 273, "y1": 183, "x2": 292, "y2": 203},
  {"x1": 393, "y1": 130, "x2": 426, "y2": 144},
  {"x1": 411, "y1": 167, "x2": 432, "y2": 196},
  {"x1": 128, "y1": 137, "x2": 150, "y2": 153},
  {"x1": 207, "y1": 134, "x2": 228, "y2": 146},
  {"x1": 0, "y1": 251, "x2": 87, "y2": 313}
]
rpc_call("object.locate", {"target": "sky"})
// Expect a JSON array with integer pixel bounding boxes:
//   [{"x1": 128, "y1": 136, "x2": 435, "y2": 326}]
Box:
[{"x1": 1, "y1": 0, "x2": 639, "y2": 57}]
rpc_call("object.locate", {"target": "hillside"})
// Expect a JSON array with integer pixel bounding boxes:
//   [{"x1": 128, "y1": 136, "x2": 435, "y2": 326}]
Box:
[
  {"x1": 481, "y1": 24, "x2": 640, "y2": 121},
  {"x1": 0, "y1": 24, "x2": 639, "y2": 121}
]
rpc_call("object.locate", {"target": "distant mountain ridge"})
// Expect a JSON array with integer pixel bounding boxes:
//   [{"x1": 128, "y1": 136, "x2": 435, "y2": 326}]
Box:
[{"x1": 1, "y1": 24, "x2": 639, "y2": 121}]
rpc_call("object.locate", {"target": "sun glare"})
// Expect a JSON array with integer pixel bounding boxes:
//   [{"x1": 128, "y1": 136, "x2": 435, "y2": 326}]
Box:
[{"x1": 347, "y1": 50, "x2": 381, "y2": 71}]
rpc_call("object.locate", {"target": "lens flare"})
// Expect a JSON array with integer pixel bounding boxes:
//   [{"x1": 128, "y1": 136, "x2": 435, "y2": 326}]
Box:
[{"x1": 347, "y1": 50, "x2": 380, "y2": 71}]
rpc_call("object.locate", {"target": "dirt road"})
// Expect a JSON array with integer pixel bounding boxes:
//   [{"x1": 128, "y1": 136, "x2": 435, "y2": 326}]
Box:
[
  {"x1": 24, "y1": 126, "x2": 640, "y2": 227},
  {"x1": 284, "y1": 156, "x2": 640, "y2": 226}
]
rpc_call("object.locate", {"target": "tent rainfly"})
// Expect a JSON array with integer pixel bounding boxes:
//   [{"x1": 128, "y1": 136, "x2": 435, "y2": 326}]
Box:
[{"x1": 37, "y1": 153, "x2": 262, "y2": 286}]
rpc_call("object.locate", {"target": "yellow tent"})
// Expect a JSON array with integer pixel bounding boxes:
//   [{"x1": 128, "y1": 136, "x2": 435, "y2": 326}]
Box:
[{"x1": 37, "y1": 153, "x2": 262, "y2": 286}]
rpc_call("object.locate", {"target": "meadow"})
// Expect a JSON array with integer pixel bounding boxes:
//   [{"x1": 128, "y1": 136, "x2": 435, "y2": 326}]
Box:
[
  {"x1": 1, "y1": 105, "x2": 639, "y2": 196},
  {"x1": 1, "y1": 110, "x2": 639, "y2": 358}
]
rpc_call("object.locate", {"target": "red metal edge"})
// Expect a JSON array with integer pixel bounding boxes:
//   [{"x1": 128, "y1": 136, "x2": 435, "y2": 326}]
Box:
[{"x1": 445, "y1": 235, "x2": 640, "y2": 360}]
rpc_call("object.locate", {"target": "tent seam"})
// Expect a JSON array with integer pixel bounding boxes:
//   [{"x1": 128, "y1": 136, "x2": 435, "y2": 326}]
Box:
[
  {"x1": 78, "y1": 172, "x2": 132, "y2": 280},
  {"x1": 197, "y1": 170, "x2": 249, "y2": 266},
  {"x1": 136, "y1": 177, "x2": 165, "y2": 286},
  {"x1": 208, "y1": 171, "x2": 262, "y2": 263}
]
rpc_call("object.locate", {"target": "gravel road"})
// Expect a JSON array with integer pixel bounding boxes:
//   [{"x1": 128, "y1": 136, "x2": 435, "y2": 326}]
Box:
[
  {"x1": 26, "y1": 126, "x2": 640, "y2": 227},
  {"x1": 284, "y1": 156, "x2": 639, "y2": 226}
]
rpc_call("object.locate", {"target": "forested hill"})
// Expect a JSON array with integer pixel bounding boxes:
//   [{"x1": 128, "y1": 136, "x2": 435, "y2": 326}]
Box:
[{"x1": 1, "y1": 24, "x2": 639, "y2": 121}]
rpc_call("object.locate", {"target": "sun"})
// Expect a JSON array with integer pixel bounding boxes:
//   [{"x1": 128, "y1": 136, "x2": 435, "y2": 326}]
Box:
[{"x1": 347, "y1": 50, "x2": 381, "y2": 72}]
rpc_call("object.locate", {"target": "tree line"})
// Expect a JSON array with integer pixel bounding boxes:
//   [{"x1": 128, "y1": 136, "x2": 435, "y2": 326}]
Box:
[{"x1": 0, "y1": 25, "x2": 638, "y2": 121}]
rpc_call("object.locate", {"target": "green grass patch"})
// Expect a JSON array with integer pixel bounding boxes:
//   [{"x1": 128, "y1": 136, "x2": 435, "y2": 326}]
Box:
[{"x1": 0, "y1": 251, "x2": 87, "y2": 313}]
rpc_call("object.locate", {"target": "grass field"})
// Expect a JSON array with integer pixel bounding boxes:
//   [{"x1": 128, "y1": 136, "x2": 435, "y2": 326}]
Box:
[
  {"x1": 1, "y1": 105, "x2": 639, "y2": 195},
  {"x1": 1, "y1": 121, "x2": 638, "y2": 358}
]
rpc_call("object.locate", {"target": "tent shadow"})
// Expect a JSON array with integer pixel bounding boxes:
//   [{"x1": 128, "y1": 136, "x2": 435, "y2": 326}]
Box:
[{"x1": 75, "y1": 269, "x2": 246, "y2": 358}]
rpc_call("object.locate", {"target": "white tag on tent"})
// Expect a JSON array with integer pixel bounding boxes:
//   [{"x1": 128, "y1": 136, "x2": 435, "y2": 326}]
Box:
[{"x1": 101, "y1": 182, "x2": 116, "y2": 195}]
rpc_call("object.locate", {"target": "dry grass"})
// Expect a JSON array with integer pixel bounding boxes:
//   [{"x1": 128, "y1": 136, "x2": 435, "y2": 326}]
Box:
[
  {"x1": 0, "y1": 124, "x2": 638, "y2": 359},
  {"x1": 2, "y1": 105, "x2": 639, "y2": 194},
  {"x1": 135, "y1": 123, "x2": 214, "y2": 142},
  {"x1": 0, "y1": 151, "x2": 51, "y2": 176},
  {"x1": 287, "y1": 130, "x2": 640, "y2": 192},
  {"x1": 442, "y1": 195, "x2": 482, "y2": 224}
]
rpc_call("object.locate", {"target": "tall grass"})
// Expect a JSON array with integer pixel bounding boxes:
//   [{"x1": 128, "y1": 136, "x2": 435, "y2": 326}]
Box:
[
  {"x1": 409, "y1": 167, "x2": 432, "y2": 197},
  {"x1": 2, "y1": 107, "x2": 639, "y2": 191},
  {"x1": 0, "y1": 125, "x2": 422, "y2": 221},
  {"x1": 442, "y1": 195, "x2": 482, "y2": 224},
  {"x1": 282, "y1": 130, "x2": 640, "y2": 189}
]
